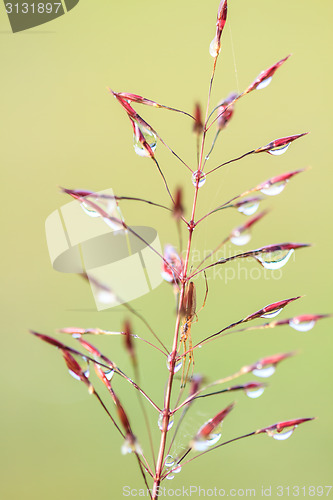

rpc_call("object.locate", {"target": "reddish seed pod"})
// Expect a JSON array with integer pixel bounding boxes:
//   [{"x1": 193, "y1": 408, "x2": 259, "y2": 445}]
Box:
[
  {"x1": 123, "y1": 320, "x2": 136, "y2": 367},
  {"x1": 173, "y1": 187, "x2": 184, "y2": 220},
  {"x1": 244, "y1": 55, "x2": 291, "y2": 94},
  {"x1": 196, "y1": 402, "x2": 235, "y2": 438},
  {"x1": 30, "y1": 331, "x2": 65, "y2": 349},
  {"x1": 256, "y1": 417, "x2": 315, "y2": 435},
  {"x1": 244, "y1": 296, "x2": 301, "y2": 322},
  {"x1": 217, "y1": 92, "x2": 237, "y2": 130},
  {"x1": 193, "y1": 103, "x2": 204, "y2": 134},
  {"x1": 255, "y1": 133, "x2": 308, "y2": 154}
]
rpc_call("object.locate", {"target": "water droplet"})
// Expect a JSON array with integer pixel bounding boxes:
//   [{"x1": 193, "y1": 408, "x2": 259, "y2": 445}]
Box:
[
  {"x1": 133, "y1": 125, "x2": 157, "y2": 157},
  {"x1": 166, "y1": 474, "x2": 175, "y2": 480},
  {"x1": 260, "y1": 181, "x2": 287, "y2": 196},
  {"x1": 246, "y1": 386, "x2": 265, "y2": 399},
  {"x1": 230, "y1": 229, "x2": 251, "y2": 246},
  {"x1": 173, "y1": 466, "x2": 182, "y2": 474},
  {"x1": 271, "y1": 427, "x2": 297, "y2": 441},
  {"x1": 193, "y1": 432, "x2": 222, "y2": 452},
  {"x1": 237, "y1": 201, "x2": 259, "y2": 216},
  {"x1": 81, "y1": 201, "x2": 100, "y2": 217},
  {"x1": 121, "y1": 437, "x2": 142, "y2": 455},
  {"x1": 192, "y1": 170, "x2": 206, "y2": 187},
  {"x1": 167, "y1": 355, "x2": 182, "y2": 374},
  {"x1": 68, "y1": 356, "x2": 89, "y2": 381},
  {"x1": 158, "y1": 413, "x2": 174, "y2": 431},
  {"x1": 256, "y1": 76, "x2": 272, "y2": 90},
  {"x1": 209, "y1": 38, "x2": 220, "y2": 58},
  {"x1": 261, "y1": 308, "x2": 283, "y2": 319},
  {"x1": 80, "y1": 196, "x2": 115, "y2": 218},
  {"x1": 268, "y1": 143, "x2": 290, "y2": 156},
  {"x1": 104, "y1": 369, "x2": 114, "y2": 381},
  {"x1": 252, "y1": 365, "x2": 276, "y2": 378},
  {"x1": 289, "y1": 318, "x2": 316, "y2": 332},
  {"x1": 97, "y1": 289, "x2": 117, "y2": 305},
  {"x1": 255, "y1": 249, "x2": 294, "y2": 270},
  {"x1": 72, "y1": 333, "x2": 82, "y2": 339},
  {"x1": 165, "y1": 455, "x2": 175, "y2": 468}
]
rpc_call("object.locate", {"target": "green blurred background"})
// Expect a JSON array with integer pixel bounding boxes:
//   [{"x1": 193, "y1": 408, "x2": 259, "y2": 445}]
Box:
[{"x1": 1, "y1": 0, "x2": 332, "y2": 498}]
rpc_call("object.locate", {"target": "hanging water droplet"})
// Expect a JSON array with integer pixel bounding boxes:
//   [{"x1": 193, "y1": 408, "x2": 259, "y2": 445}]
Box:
[
  {"x1": 289, "y1": 318, "x2": 316, "y2": 332},
  {"x1": 167, "y1": 355, "x2": 182, "y2": 374},
  {"x1": 193, "y1": 431, "x2": 222, "y2": 452},
  {"x1": 267, "y1": 143, "x2": 290, "y2": 156},
  {"x1": 104, "y1": 369, "x2": 114, "y2": 381},
  {"x1": 97, "y1": 289, "x2": 117, "y2": 305},
  {"x1": 256, "y1": 76, "x2": 272, "y2": 90},
  {"x1": 237, "y1": 201, "x2": 260, "y2": 216},
  {"x1": 260, "y1": 181, "x2": 287, "y2": 196},
  {"x1": 72, "y1": 333, "x2": 82, "y2": 339},
  {"x1": 261, "y1": 308, "x2": 283, "y2": 319},
  {"x1": 165, "y1": 455, "x2": 175, "y2": 468},
  {"x1": 166, "y1": 474, "x2": 175, "y2": 481},
  {"x1": 230, "y1": 229, "x2": 251, "y2": 246},
  {"x1": 121, "y1": 436, "x2": 142, "y2": 455},
  {"x1": 133, "y1": 125, "x2": 157, "y2": 157},
  {"x1": 209, "y1": 38, "x2": 219, "y2": 58},
  {"x1": 81, "y1": 201, "x2": 100, "y2": 217},
  {"x1": 80, "y1": 196, "x2": 115, "y2": 218},
  {"x1": 68, "y1": 356, "x2": 89, "y2": 381},
  {"x1": 246, "y1": 386, "x2": 265, "y2": 399},
  {"x1": 255, "y1": 249, "x2": 294, "y2": 270},
  {"x1": 192, "y1": 170, "x2": 206, "y2": 187},
  {"x1": 271, "y1": 427, "x2": 297, "y2": 441},
  {"x1": 252, "y1": 365, "x2": 276, "y2": 378},
  {"x1": 173, "y1": 466, "x2": 182, "y2": 474},
  {"x1": 158, "y1": 413, "x2": 174, "y2": 431}
]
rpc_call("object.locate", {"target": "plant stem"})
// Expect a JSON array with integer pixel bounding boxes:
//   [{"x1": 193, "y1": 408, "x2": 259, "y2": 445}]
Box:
[{"x1": 151, "y1": 56, "x2": 218, "y2": 499}]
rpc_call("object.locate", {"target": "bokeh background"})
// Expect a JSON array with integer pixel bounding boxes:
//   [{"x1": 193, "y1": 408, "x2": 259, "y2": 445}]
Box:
[{"x1": 1, "y1": 0, "x2": 332, "y2": 498}]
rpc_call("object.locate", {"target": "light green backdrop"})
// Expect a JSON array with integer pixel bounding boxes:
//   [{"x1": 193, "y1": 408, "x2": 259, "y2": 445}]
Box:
[{"x1": 1, "y1": 1, "x2": 332, "y2": 499}]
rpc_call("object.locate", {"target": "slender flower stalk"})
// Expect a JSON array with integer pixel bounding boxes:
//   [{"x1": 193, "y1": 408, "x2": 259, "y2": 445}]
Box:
[{"x1": 31, "y1": 3, "x2": 329, "y2": 499}]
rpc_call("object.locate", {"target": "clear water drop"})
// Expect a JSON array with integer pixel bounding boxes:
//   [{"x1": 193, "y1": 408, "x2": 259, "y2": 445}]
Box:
[
  {"x1": 133, "y1": 125, "x2": 157, "y2": 157},
  {"x1": 260, "y1": 181, "x2": 287, "y2": 196},
  {"x1": 271, "y1": 427, "x2": 296, "y2": 441},
  {"x1": 261, "y1": 308, "x2": 283, "y2": 319},
  {"x1": 165, "y1": 455, "x2": 175, "y2": 468},
  {"x1": 104, "y1": 369, "x2": 114, "y2": 381},
  {"x1": 255, "y1": 249, "x2": 294, "y2": 270},
  {"x1": 237, "y1": 201, "x2": 260, "y2": 216},
  {"x1": 289, "y1": 318, "x2": 316, "y2": 332},
  {"x1": 256, "y1": 76, "x2": 272, "y2": 90},
  {"x1": 192, "y1": 170, "x2": 206, "y2": 187},
  {"x1": 121, "y1": 437, "x2": 142, "y2": 455},
  {"x1": 268, "y1": 143, "x2": 290, "y2": 156},
  {"x1": 173, "y1": 466, "x2": 182, "y2": 474},
  {"x1": 230, "y1": 229, "x2": 251, "y2": 246},
  {"x1": 246, "y1": 386, "x2": 265, "y2": 399},
  {"x1": 209, "y1": 38, "x2": 219, "y2": 57},
  {"x1": 97, "y1": 289, "x2": 117, "y2": 305},
  {"x1": 81, "y1": 201, "x2": 100, "y2": 217},
  {"x1": 68, "y1": 356, "x2": 89, "y2": 381},
  {"x1": 80, "y1": 196, "x2": 115, "y2": 218},
  {"x1": 166, "y1": 474, "x2": 175, "y2": 481},
  {"x1": 167, "y1": 355, "x2": 182, "y2": 374},
  {"x1": 158, "y1": 413, "x2": 174, "y2": 431},
  {"x1": 193, "y1": 432, "x2": 222, "y2": 452},
  {"x1": 252, "y1": 365, "x2": 276, "y2": 378}
]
